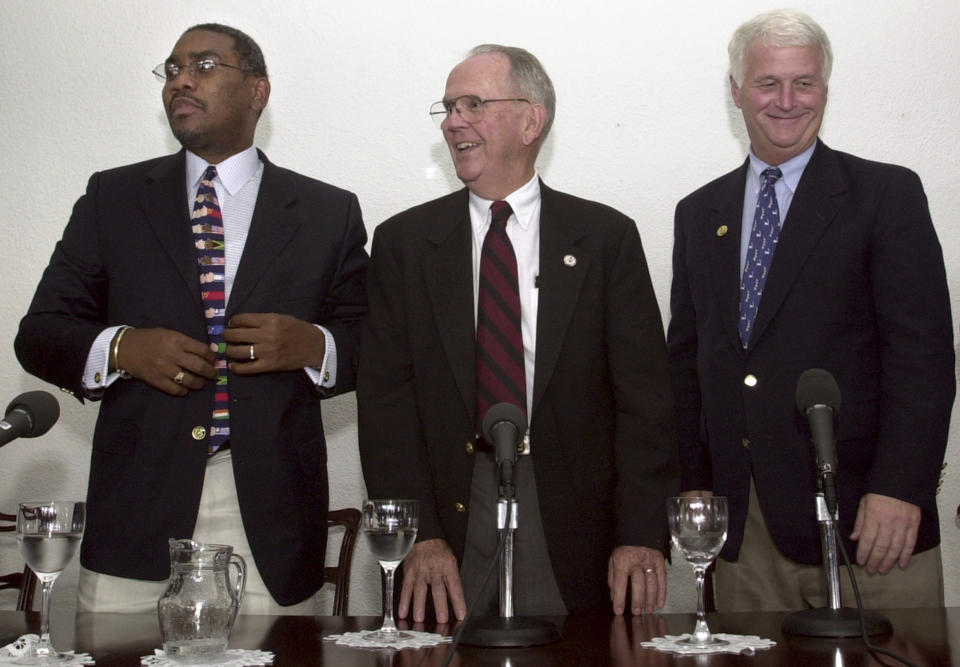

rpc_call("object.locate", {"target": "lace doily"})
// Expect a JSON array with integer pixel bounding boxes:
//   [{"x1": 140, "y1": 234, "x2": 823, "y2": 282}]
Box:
[
  {"x1": 141, "y1": 649, "x2": 273, "y2": 666},
  {"x1": 0, "y1": 634, "x2": 95, "y2": 665},
  {"x1": 324, "y1": 631, "x2": 451, "y2": 650},
  {"x1": 641, "y1": 633, "x2": 776, "y2": 655}
]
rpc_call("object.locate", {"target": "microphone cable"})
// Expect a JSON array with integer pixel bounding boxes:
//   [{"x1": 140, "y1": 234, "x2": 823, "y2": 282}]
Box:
[
  {"x1": 415, "y1": 495, "x2": 515, "y2": 667},
  {"x1": 834, "y1": 524, "x2": 919, "y2": 667}
]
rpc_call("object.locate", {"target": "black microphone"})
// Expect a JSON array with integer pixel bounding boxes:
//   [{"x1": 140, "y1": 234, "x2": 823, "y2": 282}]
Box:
[
  {"x1": 481, "y1": 403, "x2": 526, "y2": 500},
  {"x1": 0, "y1": 391, "x2": 60, "y2": 448},
  {"x1": 795, "y1": 369, "x2": 841, "y2": 514}
]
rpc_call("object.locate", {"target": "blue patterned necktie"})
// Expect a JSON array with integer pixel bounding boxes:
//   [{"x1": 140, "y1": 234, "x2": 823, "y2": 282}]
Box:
[
  {"x1": 476, "y1": 200, "x2": 526, "y2": 427},
  {"x1": 192, "y1": 165, "x2": 229, "y2": 453},
  {"x1": 738, "y1": 167, "x2": 783, "y2": 348}
]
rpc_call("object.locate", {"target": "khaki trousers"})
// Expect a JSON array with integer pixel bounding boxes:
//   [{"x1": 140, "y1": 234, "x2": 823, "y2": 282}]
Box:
[
  {"x1": 714, "y1": 480, "x2": 943, "y2": 611},
  {"x1": 78, "y1": 450, "x2": 318, "y2": 615}
]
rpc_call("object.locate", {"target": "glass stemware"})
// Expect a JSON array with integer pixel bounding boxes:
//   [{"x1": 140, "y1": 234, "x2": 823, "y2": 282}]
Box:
[
  {"x1": 15, "y1": 501, "x2": 86, "y2": 665},
  {"x1": 666, "y1": 495, "x2": 728, "y2": 647},
  {"x1": 361, "y1": 499, "x2": 418, "y2": 642}
]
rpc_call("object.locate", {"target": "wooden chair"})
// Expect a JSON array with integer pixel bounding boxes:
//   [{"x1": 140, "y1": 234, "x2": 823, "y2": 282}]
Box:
[
  {"x1": 0, "y1": 512, "x2": 36, "y2": 611},
  {"x1": 325, "y1": 507, "x2": 361, "y2": 616}
]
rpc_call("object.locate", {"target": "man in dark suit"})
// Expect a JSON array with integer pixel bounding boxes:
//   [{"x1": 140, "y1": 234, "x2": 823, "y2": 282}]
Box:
[
  {"x1": 15, "y1": 24, "x2": 368, "y2": 613},
  {"x1": 358, "y1": 45, "x2": 678, "y2": 622},
  {"x1": 667, "y1": 9, "x2": 954, "y2": 610}
]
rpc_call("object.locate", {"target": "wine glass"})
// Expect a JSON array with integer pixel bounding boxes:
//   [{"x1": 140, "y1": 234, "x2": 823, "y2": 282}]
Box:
[
  {"x1": 361, "y1": 499, "x2": 418, "y2": 641},
  {"x1": 16, "y1": 501, "x2": 86, "y2": 665},
  {"x1": 666, "y1": 496, "x2": 728, "y2": 647}
]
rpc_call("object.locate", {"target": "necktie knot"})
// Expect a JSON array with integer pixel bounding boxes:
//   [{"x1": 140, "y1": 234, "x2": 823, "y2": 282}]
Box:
[
  {"x1": 202, "y1": 165, "x2": 218, "y2": 184},
  {"x1": 490, "y1": 200, "x2": 512, "y2": 228},
  {"x1": 761, "y1": 167, "x2": 782, "y2": 188}
]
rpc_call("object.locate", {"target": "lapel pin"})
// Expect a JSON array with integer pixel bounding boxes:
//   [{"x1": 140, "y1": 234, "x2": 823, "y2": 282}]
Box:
[
  {"x1": 563, "y1": 254, "x2": 577, "y2": 267},
  {"x1": 716, "y1": 225, "x2": 729, "y2": 237}
]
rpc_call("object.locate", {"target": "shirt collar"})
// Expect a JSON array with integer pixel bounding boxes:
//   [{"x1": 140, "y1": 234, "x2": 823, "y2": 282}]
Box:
[
  {"x1": 468, "y1": 172, "x2": 540, "y2": 236},
  {"x1": 748, "y1": 141, "x2": 816, "y2": 195},
  {"x1": 185, "y1": 145, "x2": 261, "y2": 196}
]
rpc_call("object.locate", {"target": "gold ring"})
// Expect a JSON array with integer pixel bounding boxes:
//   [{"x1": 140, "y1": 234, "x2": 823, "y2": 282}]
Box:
[
  {"x1": 174, "y1": 370, "x2": 185, "y2": 384},
  {"x1": 644, "y1": 568, "x2": 656, "y2": 575},
  {"x1": 249, "y1": 345, "x2": 256, "y2": 360}
]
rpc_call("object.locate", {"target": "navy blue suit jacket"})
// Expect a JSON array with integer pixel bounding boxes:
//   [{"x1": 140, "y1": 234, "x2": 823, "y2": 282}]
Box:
[
  {"x1": 15, "y1": 150, "x2": 369, "y2": 604},
  {"x1": 667, "y1": 140, "x2": 954, "y2": 564}
]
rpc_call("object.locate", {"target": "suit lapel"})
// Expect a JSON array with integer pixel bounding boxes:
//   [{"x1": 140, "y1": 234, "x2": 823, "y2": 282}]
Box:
[
  {"x1": 227, "y1": 153, "x2": 300, "y2": 315},
  {"x1": 532, "y1": 183, "x2": 591, "y2": 416},
  {"x1": 749, "y1": 141, "x2": 844, "y2": 346},
  {"x1": 422, "y1": 190, "x2": 477, "y2": 424},
  {"x1": 705, "y1": 160, "x2": 750, "y2": 353},
  {"x1": 140, "y1": 151, "x2": 201, "y2": 306}
]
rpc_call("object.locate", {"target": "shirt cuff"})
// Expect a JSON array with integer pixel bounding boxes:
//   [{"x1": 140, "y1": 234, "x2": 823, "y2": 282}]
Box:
[
  {"x1": 82, "y1": 325, "x2": 127, "y2": 394},
  {"x1": 303, "y1": 325, "x2": 336, "y2": 388}
]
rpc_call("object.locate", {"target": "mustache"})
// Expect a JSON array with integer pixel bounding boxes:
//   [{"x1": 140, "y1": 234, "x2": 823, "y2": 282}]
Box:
[{"x1": 168, "y1": 93, "x2": 205, "y2": 111}]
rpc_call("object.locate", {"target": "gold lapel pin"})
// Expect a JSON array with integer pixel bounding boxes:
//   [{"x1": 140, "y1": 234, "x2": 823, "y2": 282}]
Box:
[
  {"x1": 563, "y1": 254, "x2": 577, "y2": 267},
  {"x1": 716, "y1": 225, "x2": 729, "y2": 237}
]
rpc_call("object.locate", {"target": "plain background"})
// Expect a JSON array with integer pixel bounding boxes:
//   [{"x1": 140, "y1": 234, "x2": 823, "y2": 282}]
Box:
[{"x1": 0, "y1": 0, "x2": 957, "y2": 620}]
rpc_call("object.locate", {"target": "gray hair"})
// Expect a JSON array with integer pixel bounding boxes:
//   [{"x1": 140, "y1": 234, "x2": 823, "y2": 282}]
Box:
[
  {"x1": 728, "y1": 9, "x2": 832, "y2": 86},
  {"x1": 469, "y1": 44, "x2": 556, "y2": 140}
]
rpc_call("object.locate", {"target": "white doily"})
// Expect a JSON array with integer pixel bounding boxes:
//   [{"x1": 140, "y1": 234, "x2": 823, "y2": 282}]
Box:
[
  {"x1": 324, "y1": 631, "x2": 451, "y2": 650},
  {"x1": 0, "y1": 634, "x2": 95, "y2": 665},
  {"x1": 641, "y1": 633, "x2": 776, "y2": 655},
  {"x1": 141, "y1": 649, "x2": 273, "y2": 666}
]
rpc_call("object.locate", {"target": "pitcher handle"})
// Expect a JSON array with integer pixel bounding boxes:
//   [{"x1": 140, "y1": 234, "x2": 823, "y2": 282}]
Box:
[{"x1": 230, "y1": 553, "x2": 247, "y2": 609}]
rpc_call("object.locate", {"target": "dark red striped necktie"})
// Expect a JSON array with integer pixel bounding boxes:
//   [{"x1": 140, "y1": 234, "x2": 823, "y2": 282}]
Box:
[{"x1": 476, "y1": 200, "x2": 526, "y2": 428}]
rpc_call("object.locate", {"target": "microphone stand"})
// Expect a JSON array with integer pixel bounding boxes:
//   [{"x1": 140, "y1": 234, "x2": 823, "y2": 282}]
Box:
[
  {"x1": 781, "y1": 482, "x2": 892, "y2": 637},
  {"x1": 460, "y1": 412, "x2": 560, "y2": 647}
]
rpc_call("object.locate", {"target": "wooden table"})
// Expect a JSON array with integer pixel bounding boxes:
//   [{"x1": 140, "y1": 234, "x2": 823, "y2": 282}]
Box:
[{"x1": 0, "y1": 608, "x2": 955, "y2": 665}]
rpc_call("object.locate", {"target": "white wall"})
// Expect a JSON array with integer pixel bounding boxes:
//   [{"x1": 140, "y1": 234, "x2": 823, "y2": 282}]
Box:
[{"x1": 1, "y1": 0, "x2": 958, "y2": 618}]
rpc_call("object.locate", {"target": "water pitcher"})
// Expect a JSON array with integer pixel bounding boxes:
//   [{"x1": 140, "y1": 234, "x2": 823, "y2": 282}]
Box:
[{"x1": 158, "y1": 538, "x2": 246, "y2": 661}]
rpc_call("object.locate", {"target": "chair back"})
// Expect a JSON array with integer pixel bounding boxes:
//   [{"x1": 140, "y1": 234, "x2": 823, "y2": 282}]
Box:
[
  {"x1": 0, "y1": 512, "x2": 36, "y2": 611},
  {"x1": 325, "y1": 507, "x2": 361, "y2": 616}
]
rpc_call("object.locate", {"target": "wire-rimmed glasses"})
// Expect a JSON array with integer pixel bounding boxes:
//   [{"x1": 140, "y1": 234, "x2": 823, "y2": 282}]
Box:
[
  {"x1": 152, "y1": 59, "x2": 254, "y2": 83},
  {"x1": 429, "y1": 95, "x2": 531, "y2": 127}
]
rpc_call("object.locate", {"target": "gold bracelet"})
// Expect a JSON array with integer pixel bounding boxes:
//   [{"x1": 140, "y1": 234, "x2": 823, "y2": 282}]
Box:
[{"x1": 112, "y1": 325, "x2": 133, "y2": 379}]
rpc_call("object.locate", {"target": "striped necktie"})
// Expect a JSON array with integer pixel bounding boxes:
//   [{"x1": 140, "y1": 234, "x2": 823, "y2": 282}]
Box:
[
  {"x1": 476, "y1": 200, "x2": 526, "y2": 429},
  {"x1": 192, "y1": 165, "x2": 229, "y2": 453},
  {"x1": 738, "y1": 167, "x2": 783, "y2": 348}
]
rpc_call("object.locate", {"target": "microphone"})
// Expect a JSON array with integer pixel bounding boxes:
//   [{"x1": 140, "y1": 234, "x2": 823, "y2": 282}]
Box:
[
  {"x1": 0, "y1": 391, "x2": 60, "y2": 448},
  {"x1": 795, "y1": 369, "x2": 841, "y2": 514},
  {"x1": 481, "y1": 403, "x2": 526, "y2": 500}
]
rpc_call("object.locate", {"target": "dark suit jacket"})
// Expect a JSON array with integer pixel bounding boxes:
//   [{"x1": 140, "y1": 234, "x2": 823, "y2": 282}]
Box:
[
  {"x1": 667, "y1": 140, "x2": 954, "y2": 564},
  {"x1": 15, "y1": 150, "x2": 369, "y2": 605},
  {"x1": 357, "y1": 182, "x2": 679, "y2": 612}
]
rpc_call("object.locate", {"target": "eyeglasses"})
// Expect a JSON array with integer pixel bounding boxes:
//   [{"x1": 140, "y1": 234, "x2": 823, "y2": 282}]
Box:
[
  {"x1": 429, "y1": 95, "x2": 531, "y2": 127},
  {"x1": 152, "y1": 58, "x2": 254, "y2": 83}
]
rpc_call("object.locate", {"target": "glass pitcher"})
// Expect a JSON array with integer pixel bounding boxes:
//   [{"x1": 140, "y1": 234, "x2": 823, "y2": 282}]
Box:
[{"x1": 158, "y1": 538, "x2": 246, "y2": 662}]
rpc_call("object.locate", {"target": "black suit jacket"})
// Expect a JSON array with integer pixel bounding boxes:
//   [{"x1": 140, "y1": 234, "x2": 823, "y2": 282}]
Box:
[
  {"x1": 357, "y1": 182, "x2": 679, "y2": 612},
  {"x1": 15, "y1": 150, "x2": 369, "y2": 605},
  {"x1": 667, "y1": 140, "x2": 954, "y2": 563}
]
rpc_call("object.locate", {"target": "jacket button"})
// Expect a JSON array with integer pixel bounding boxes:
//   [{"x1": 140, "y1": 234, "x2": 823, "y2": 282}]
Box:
[
  {"x1": 455, "y1": 503, "x2": 466, "y2": 513},
  {"x1": 192, "y1": 426, "x2": 207, "y2": 441},
  {"x1": 744, "y1": 374, "x2": 758, "y2": 387},
  {"x1": 742, "y1": 437, "x2": 750, "y2": 449},
  {"x1": 465, "y1": 442, "x2": 475, "y2": 455}
]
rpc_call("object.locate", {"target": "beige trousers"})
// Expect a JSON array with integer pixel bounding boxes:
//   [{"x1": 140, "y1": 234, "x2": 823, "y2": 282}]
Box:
[
  {"x1": 714, "y1": 480, "x2": 943, "y2": 611},
  {"x1": 78, "y1": 450, "x2": 318, "y2": 615}
]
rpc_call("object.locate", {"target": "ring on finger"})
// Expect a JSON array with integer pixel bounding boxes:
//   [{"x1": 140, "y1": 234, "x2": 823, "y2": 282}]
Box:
[
  {"x1": 174, "y1": 370, "x2": 185, "y2": 384},
  {"x1": 644, "y1": 567, "x2": 656, "y2": 575},
  {"x1": 249, "y1": 344, "x2": 256, "y2": 360}
]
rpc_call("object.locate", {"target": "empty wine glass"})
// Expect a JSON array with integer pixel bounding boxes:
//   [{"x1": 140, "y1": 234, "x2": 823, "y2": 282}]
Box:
[
  {"x1": 667, "y1": 496, "x2": 728, "y2": 647},
  {"x1": 16, "y1": 501, "x2": 86, "y2": 664},
  {"x1": 361, "y1": 499, "x2": 418, "y2": 642}
]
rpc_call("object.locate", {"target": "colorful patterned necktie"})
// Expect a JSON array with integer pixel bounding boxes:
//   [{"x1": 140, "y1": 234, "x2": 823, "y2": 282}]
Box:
[
  {"x1": 476, "y1": 200, "x2": 526, "y2": 428},
  {"x1": 192, "y1": 165, "x2": 229, "y2": 453},
  {"x1": 738, "y1": 167, "x2": 783, "y2": 348}
]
